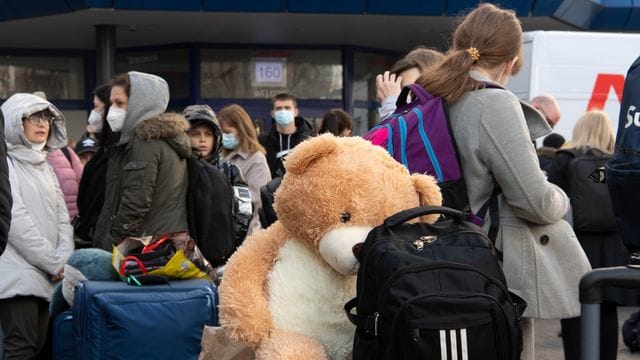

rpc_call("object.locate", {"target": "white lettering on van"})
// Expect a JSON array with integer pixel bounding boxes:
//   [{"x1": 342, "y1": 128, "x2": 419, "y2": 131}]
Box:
[{"x1": 625, "y1": 105, "x2": 640, "y2": 128}]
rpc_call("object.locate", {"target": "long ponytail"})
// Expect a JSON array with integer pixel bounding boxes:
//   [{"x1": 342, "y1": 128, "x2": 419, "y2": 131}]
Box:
[{"x1": 417, "y1": 3, "x2": 523, "y2": 104}]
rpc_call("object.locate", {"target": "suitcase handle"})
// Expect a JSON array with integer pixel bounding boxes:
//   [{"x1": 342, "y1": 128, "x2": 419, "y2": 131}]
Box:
[
  {"x1": 580, "y1": 266, "x2": 640, "y2": 304},
  {"x1": 384, "y1": 206, "x2": 469, "y2": 228}
]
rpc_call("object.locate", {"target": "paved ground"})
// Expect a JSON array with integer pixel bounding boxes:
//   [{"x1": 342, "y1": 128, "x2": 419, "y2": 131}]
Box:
[{"x1": 535, "y1": 306, "x2": 640, "y2": 359}]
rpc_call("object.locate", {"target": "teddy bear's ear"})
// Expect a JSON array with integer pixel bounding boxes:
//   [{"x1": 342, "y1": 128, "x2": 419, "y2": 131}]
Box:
[
  {"x1": 284, "y1": 133, "x2": 339, "y2": 175},
  {"x1": 411, "y1": 174, "x2": 443, "y2": 224}
]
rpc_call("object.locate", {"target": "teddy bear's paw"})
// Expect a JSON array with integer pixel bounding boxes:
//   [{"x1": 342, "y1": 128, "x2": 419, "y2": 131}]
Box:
[{"x1": 256, "y1": 330, "x2": 328, "y2": 360}]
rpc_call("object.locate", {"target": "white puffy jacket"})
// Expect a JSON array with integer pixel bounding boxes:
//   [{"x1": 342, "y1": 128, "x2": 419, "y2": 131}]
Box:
[{"x1": 0, "y1": 93, "x2": 74, "y2": 300}]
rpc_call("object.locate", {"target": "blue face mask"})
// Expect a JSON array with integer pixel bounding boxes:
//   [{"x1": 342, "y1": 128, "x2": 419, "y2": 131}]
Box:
[
  {"x1": 274, "y1": 110, "x2": 295, "y2": 126},
  {"x1": 222, "y1": 133, "x2": 239, "y2": 150}
]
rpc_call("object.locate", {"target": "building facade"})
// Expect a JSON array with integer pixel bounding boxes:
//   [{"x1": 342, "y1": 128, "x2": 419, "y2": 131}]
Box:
[{"x1": 0, "y1": 0, "x2": 635, "y2": 139}]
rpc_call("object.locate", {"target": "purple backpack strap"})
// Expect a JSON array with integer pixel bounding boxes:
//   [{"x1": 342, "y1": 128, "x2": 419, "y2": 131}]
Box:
[{"x1": 395, "y1": 83, "x2": 435, "y2": 108}]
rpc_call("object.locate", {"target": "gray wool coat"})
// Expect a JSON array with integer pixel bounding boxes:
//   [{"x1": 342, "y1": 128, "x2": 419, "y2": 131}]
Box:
[{"x1": 448, "y1": 71, "x2": 591, "y2": 319}]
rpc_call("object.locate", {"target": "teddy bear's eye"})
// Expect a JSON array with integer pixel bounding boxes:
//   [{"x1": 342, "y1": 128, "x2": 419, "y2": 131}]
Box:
[{"x1": 340, "y1": 212, "x2": 351, "y2": 223}]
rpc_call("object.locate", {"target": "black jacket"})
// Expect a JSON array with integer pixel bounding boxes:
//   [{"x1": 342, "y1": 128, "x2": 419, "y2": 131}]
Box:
[
  {"x1": 537, "y1": 146, "x2": 558, "y2": 172},
  {"x1": 75, "y1": 147, "x2": 109, "y2": 247},
  {"x1": 0, "y1": 111, "x2": 11, "y2": 255},
  {"x1": 258, "y1": 117, "x2": 314, "y2": 178}
]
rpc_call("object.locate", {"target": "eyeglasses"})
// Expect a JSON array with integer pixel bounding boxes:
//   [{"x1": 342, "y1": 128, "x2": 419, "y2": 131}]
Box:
[{"x1": 24, "y1": 113, "x2": 54, "y2": 126}]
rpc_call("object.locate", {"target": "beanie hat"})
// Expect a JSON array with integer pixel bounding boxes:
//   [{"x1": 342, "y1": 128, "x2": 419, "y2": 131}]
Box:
[{"x1": 542, "y1": 133, "x2": 565, "y2": 149}]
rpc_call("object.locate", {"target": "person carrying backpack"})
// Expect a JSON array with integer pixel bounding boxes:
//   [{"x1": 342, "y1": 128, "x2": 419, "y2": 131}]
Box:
[
  {"x1": 546, "y1": 110, "x2": 640, "y2": 360},
  {"x1": 183, "y1": 105, "x2": 252, "y2": 249},
  {"x1": 411, "y1": 4, "x2": 590, "y2": 359}
]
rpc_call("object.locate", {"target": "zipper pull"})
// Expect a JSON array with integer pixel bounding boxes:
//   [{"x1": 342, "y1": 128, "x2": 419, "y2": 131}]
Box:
[
  {"x1": 412, "y1": 328, "x2": 420, "y2": 341},
  {"x1": 413, "y1": 235, "x2": 438, "y2": 250}
]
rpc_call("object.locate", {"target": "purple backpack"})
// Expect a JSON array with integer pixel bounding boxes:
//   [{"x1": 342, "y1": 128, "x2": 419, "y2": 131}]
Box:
[{"x1": 364, "y1": 83, "x2": 501, "y2": 230}]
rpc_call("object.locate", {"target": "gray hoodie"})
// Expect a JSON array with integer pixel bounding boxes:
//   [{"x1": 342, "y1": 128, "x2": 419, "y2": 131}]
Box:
[{"x1": 118, "y1": 71, "x2": 170, "y2": 145}]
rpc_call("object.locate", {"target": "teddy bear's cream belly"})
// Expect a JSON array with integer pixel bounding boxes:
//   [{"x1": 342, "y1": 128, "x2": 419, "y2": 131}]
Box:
[{"x1": 267, "y1": 239, "x2": 357, "y2": 360}]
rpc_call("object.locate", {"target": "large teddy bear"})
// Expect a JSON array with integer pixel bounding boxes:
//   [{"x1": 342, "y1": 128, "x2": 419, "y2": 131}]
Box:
[{"x1": 218, "y1": 134, "x2": 442, "y2": 359}]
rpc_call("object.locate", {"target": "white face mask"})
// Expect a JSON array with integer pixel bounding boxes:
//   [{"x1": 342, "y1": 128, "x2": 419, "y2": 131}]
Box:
[
  {"x1": 106, "y1": 107, "x2": 126, "y2": 132},
  {"x1": 88, "y1": 109, "x2": 104, "y2": 133}
]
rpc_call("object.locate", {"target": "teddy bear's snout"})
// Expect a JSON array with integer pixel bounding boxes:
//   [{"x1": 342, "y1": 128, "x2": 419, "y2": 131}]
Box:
[{"x1": 318, "y1": 226, "x2": 372, "y2": 276}]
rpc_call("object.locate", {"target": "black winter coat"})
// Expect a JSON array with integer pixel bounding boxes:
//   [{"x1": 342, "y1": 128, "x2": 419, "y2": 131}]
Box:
[
  {"x1": 75, "y1": 148, "x2": 109, "y2": 247},
  {"x1": 0, "y1": 112, "x2": 11, "y2": 255}
]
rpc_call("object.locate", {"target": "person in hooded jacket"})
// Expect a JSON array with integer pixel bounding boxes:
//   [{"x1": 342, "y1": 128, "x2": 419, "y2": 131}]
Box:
[
  {"x1": 0, "y1": 93, "x2": 74, "y2": 359},
  {"x1": 183, "y1": 104, "x2": 251, "y2": 247},
  {"x1": 259, "y1": 93, "x2": 314, "y2": 178},
  {"x1": 93, "y1": 72, "x2": 190, "y2": 250},
  {"x1": 74, "y1": 84, "x2": 117, "y2": 248}
]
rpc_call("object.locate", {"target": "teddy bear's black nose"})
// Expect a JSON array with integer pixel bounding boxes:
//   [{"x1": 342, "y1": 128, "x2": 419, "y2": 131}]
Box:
[{"x1": 352, "y1": 242, "x2": 364, "y2": 257}]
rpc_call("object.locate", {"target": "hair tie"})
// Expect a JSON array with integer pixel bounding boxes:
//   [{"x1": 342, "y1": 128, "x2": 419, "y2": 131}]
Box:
[{"x1": 466, "y1": 47, "x2": 480, "y2": 62}]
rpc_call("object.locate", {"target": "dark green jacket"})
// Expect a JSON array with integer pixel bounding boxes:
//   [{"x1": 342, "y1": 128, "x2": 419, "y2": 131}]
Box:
[{"x1": 93, "y1": 113, "x2": 191, "y2": 250}]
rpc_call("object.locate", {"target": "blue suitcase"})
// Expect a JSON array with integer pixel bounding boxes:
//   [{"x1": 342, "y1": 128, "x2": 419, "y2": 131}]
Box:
[
  {"x1": 73, "y1": 278, "x2": 217, "y2": 360},
  {"x1": 52, "y1": 311, "x2": 75, "y2": 360}
]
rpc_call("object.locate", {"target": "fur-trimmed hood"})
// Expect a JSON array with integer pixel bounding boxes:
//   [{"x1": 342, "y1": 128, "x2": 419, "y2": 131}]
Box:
[
  {"x1": 134, "y1": 113, "x2": 191, "y2": 159},
  {"x1": 536, "y1": 146, "x2": 559, "y2": 159}
]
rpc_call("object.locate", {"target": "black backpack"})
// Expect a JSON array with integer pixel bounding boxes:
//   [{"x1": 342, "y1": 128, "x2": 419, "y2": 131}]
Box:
[
  {"x1": 258, "y1": 176, "x2": 281, "y2": 229},
  {"x1": 561, "y1": 148, "x2": 617, "y2": 233},
  {"x1": 345, "y1": 206, "x2": 524, "y2": 360},
  {"x1": 186, "y1": 155, "x2": 235, "y2": 267}
]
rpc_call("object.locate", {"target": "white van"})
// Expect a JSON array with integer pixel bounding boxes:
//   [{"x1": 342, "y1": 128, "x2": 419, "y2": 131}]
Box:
[{"x1": 508, "y1": 31, "x2": 640, "y2": 142}]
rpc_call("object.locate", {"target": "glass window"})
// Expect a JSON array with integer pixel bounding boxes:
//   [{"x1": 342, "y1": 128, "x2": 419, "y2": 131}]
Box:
[
  {"x1": 201, "y1": 49, "x2": 342, "y2": 100},
  {"x1": 63, "y1": 110, "x2": 90, "y2": 145},
  {"x1": 116, "y1": 49, "x2": 190, "y2": 99},
  {"x1": 353, "y1": 52, "x2": 396, "y2": 102},
  {"x1": 0, "y1": 56, "x2": 85, "y2": 100},
  {"x1": 352, "y1": 107, "x2": 378, "y2": 136}
]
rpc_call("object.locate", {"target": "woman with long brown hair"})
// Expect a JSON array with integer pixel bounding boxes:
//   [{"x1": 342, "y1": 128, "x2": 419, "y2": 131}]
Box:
[
  {"x1": 417, "y1": 4, "x2": 590, "y2": 358},
  {"x1": 218, "y1": 104, "x2": 271, "y2": 235}
]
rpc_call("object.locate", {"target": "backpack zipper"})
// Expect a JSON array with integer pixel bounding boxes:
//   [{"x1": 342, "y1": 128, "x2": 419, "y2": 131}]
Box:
[
  {"x1": 356, "y1": 230, "x2": 497, "y2": 298},
  {"x1": 377, "y1": 262, "x2": 510, "y2": 313}
]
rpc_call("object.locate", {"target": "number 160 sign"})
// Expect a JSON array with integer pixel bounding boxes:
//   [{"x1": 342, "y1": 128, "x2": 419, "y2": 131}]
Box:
[{"x1": 253, "y1": 58, "x2": 287, "y2": 87}]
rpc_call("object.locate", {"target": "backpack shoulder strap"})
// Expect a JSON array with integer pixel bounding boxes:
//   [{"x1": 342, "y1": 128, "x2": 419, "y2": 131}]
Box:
[
  {"x1": 60, "y1": 147, "x2": 72, "y2": 164},
  {"x1": 474, "y1": 185, "x2": 502, "y2": 254}
]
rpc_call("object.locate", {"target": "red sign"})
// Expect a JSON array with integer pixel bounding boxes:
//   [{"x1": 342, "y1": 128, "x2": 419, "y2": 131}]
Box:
[{"x1": 587, "y1": 73, "x2": 625, "y2": 111}]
